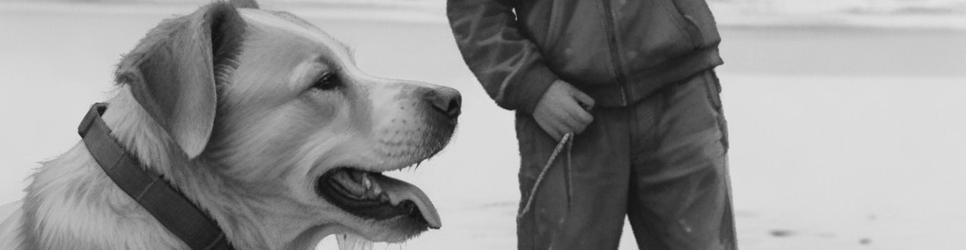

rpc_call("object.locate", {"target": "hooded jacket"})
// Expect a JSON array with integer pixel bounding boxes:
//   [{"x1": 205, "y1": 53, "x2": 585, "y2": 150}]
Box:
[{"x1": 448, "y1": 0, "x2": 723, "y2": 113}]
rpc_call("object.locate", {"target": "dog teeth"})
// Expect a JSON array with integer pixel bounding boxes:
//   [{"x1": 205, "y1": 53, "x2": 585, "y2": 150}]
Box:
[
  {"x1": 362, "y1": 175, "x2": 372, "y2": 190},
  {"x1": 369, "y1": 182, "x2": 382, "y2": 196},
  {"x1": 360, "y1": 175, "x2": 384, "y2": 200}
]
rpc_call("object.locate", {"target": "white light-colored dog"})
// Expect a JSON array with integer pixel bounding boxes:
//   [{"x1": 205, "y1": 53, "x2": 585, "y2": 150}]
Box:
[{"x1": 0, "y1": 0, "x2": 460, "y2": 249}]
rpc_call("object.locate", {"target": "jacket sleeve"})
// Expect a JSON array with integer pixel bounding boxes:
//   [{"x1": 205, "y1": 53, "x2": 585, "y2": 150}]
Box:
[{"x1": 447, "y1": 0, "x2": 558, "y2": 113}]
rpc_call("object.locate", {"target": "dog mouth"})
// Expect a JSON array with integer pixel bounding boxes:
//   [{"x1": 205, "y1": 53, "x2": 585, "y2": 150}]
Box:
[{"x1": 315, "y1": 167, "x2": 441, "y2": 230}]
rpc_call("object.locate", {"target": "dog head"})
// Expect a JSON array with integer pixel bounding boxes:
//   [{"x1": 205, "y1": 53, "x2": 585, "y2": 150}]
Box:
[{"x1": 114, "y1": 0, "x2": 459, "y2": 248}]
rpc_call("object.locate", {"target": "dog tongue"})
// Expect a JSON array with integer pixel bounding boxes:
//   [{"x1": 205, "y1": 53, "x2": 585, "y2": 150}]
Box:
[{"x1": 369, "y1": 174, "x2": 441, "y2": 229}]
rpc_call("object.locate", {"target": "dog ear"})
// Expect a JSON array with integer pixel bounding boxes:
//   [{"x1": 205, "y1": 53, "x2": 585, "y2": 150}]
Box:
[
  {"x1": 230, "y1": 0, "x2": 259, "y2": 9},
  {"x1": 115, "y1": 3, "x2": 246, "y2": 159}
]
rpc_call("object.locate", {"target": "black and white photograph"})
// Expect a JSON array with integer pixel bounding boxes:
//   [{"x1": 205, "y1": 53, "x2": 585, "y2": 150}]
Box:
[{"x1": 0, "y1": 0, "x2": 964, "y2": 249}]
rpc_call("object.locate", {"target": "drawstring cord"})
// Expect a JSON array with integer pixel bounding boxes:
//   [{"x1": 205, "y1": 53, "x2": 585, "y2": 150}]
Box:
[
  {"x1": 518, "y1": 132, "x2": 575, "y2": 219},
  {"x1": 564, "y1": 133, "x2": 574, "y2": 215}
]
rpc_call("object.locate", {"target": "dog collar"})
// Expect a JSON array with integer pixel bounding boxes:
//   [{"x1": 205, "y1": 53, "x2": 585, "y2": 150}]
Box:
[{"x1": 78, "y1": 103, "x2": 234, "y2": 250}]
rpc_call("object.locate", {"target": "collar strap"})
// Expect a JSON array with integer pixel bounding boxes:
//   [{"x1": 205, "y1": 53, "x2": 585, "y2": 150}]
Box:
[{"x1": 78, "y1": 103, "x2": 233, "y2": 250}]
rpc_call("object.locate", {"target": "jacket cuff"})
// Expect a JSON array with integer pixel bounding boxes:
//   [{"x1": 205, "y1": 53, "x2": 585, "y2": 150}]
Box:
[{"x1": 504, "y1": 66, "x2": 557, "y2": 114}]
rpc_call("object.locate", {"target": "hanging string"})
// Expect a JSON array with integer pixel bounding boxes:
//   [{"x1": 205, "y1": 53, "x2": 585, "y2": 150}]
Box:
[{"x1": 518, "y1": 133, "x2": 574, "y2": 219}]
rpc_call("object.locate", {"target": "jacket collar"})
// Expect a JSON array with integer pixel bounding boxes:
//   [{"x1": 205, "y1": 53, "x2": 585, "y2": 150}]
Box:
[{"x1": 78, "y1": 103, "x2": 233, "y2": 250}]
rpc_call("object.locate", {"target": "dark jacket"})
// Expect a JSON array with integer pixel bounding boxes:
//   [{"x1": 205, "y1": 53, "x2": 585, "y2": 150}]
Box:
[{"x1": 448, "y1": 0, "x2": 723, "y2": 112}]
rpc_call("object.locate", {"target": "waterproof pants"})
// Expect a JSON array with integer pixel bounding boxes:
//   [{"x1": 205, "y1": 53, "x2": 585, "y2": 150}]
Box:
[{"x1": 515, "y1": 71, "x2": 737, "y2": 250}]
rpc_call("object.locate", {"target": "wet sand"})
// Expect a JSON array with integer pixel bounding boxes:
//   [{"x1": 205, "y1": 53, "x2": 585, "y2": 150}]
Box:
[{"x1": 1, "y1": 3, "x2": 965, "y2": 250}]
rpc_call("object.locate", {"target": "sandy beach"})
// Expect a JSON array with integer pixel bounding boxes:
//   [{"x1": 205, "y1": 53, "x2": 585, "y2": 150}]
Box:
[{"x1": 1, "y1": 2, "x2": 965, "y2": 249}]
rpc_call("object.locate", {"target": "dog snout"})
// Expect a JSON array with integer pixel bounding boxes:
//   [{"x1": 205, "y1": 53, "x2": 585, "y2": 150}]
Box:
[{"x1": 424, "y1": 86, "x2": 461, "y2": 119}]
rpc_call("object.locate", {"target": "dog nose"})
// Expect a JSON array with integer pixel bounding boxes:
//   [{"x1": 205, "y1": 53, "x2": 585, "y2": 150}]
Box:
[{"x1": 425, "y1": 86, "x2": 461, "y2": 119}]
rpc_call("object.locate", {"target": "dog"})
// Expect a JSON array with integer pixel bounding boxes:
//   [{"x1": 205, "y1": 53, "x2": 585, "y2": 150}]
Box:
[{"x1": 0, "y1": 0, "x2": 460, "y2": 249}]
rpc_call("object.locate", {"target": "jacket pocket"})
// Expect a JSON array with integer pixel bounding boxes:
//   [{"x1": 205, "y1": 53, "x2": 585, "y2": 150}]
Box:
[
  {"x1": 666, "y1": 0, "x2": 722, "y2": 50},
  {"x1": 617, "y1": 0, "x2": 695, "y2": 71}
]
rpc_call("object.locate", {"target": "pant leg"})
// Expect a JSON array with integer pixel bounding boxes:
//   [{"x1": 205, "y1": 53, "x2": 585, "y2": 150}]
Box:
[
  {"x1": 626, "y1": 71, "x2": 737, "y2": 250},
  {"x1": 514, "y1": 107, "x2": 631, "y2": 250}
]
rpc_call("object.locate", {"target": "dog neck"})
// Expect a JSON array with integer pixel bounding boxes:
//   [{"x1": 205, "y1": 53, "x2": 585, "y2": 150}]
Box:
[{"x1": 20, "y1": 87, "x2": 296, "y2": 249}]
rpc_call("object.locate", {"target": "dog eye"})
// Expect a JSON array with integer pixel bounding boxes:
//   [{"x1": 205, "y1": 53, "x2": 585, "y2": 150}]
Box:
[{"x1": 311, "y1": 73, "x2": 340, "y2": 91}]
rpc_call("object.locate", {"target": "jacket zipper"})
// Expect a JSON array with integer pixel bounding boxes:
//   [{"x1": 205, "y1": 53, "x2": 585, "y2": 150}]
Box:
[{"x1": 599, "y1": 0, "x2": 628, "y2": 106}]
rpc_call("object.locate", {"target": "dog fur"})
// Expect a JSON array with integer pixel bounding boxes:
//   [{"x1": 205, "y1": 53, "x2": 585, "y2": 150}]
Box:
[{"x1": 0, "y1": 0, "x2": 459, "y2": 249}]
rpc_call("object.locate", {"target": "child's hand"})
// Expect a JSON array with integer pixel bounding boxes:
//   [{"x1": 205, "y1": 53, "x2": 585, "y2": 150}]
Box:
[{"x1": 532, "y1": 80, "x2": 595, "y2": 140}]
